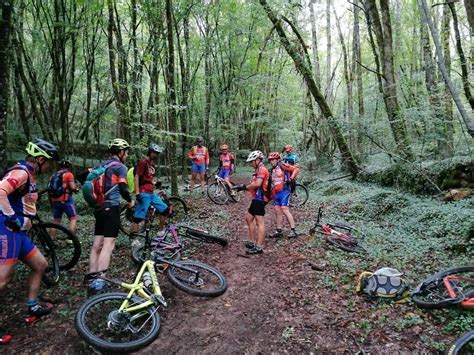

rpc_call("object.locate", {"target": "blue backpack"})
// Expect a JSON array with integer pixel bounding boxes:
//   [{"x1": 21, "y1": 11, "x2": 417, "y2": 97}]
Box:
[{"x1": 48, "y1": 171, "x2": 66, "y2": 198}]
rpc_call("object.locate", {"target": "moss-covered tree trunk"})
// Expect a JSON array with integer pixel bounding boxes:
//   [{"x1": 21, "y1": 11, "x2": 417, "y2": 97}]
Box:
[{"x1": 0, "y1": 1, "x2": 12, "y2": 163}]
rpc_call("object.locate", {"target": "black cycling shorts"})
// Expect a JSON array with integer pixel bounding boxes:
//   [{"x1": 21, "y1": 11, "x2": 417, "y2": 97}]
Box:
[
  {"x1": 248, "y1": 200, "x2": 267, "y2": 217},
  {"x1": 94, "y1": 205, "x2": 120, "y2": 238}
]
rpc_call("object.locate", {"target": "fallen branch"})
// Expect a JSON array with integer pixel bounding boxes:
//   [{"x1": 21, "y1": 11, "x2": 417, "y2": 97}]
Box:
[{"x1": 306, "y1": 261, "x2": 324, "y2": 271}]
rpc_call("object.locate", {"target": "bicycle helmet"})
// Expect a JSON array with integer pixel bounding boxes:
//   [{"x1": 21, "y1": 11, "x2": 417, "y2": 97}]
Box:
[
  {"x1": 221, "y1": 144, "x2": 229, "y2": 150},
  {"x1": 284, "y1": 145, "x2": 293, "y2": 153},
  {"x1": 246, "y1": 150, "x2": 264, "y2": 162},
  {"x1": 374, "y1": 267, "x2": 404, "y2": 277},
  {"x1": 59, "y1": 159, "x2": 72, "y2": 169},
  {"x1": 148, "y1": 143, "x2": 164, "y2": 155},
  {"x1": 26, "y1": 138, "x2": 60, "y2": 161},
  {"x1": 108, "y1": 138, "x2": 130, "y2": 150},
  {"x1": 196, "y1": 136, "x2": 204, "y2": 143},
  {"x1": 268, "y1": 152, "x2": 281, "y2": 160}
]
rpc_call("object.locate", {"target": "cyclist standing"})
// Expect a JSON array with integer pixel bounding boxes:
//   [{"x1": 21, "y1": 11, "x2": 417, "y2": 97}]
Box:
[
  {"x1": 130, "y1": 144, "x2": 172, "y2": 241},
  {"x1": 0, "y1": 139, "x2": 60, "y2": 343},
  {"x1": 267, "y1": 152, "x2": 299, "y2": 238},
  {"x1": 282, "y1": 145, "x2": 300, "y2": 167},
  {"x1": 87, "y1": 138, "x2": 135, "y2": 295},
  {"x1": 218, "y1": 144, "x2": 235, "y2": 191},
  {"x1": 234, "y1": 150, "x2": 270, "y2": 255},
  {"x1": 49, "y1": 160, "x2": 79, "y2": 234},
  {"x1": 188, "y1": 137, "x2": 209, "y2": 193}
]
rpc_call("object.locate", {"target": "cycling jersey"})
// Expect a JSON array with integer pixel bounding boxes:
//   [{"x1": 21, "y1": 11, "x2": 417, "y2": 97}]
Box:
[
  {"x1": 98, "y1": 158, "x2": 129, "y2": 207},
  {"x1": 251, "y1": 163, "x2": 270, "y2": 202},
  {"x1": 0, "y1": 162, "x2": 38, "y2": 229},
  {"x1": 135, "y1": 158, "x2": 156, "y2": 194},
  {"x1": 283, "y1": 153, "x2": 300, "y2": 166},
  {"x1": 188, "y1": 146, "x2": 209, "y2": 166},
  {"x1": 270, "y1": 162, "x2": 299, "y2": 193},
  {"x1": 50, "y1": 169, "x2": 75, "y2": 203},
  {"x1": 219, "y1": 153, "x2": 234, "y2": 171}
]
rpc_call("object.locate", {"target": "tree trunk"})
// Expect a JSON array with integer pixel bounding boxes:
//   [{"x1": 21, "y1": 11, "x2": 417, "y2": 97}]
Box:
[
  {"x1": 166, "y1": 0, "x2": 178, "y2": 195},
  {"x1": 309, "y1": 0, "x2": 321, "y2": 87},
  {"x1": 352, "y1": 3, "x2": 364, "y2": 154},
  {"x1": 420, "y1": 0, "x2": 474, "y2": 137},
  {"x1": 0, "y1": 0, "x2": 12, "y2": 163},
  {"x1": 325, "y1": 0, "x2": 333, "y2": 102},
  {"x1": 441, "y1": 4, "x2": 454, "y2": 154},
  {"x1": 203, "y1": 7, "x2": 212, "y2": 143},
  {"x1": 259, "y1": 0, "x2": 359, "y2": 176}
]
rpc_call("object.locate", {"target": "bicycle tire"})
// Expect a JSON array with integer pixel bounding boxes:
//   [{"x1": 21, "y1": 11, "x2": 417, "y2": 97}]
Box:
[
  {"x1": 447, "y1": 330, "x2": 474, "y2": 355},
  {"x1": 166, "y1": 260, "x2": 227, "y2": 297},
  {"x1": 166, "y1": 197, "x2": 188, "y2": 223},
  {"x1": 290, "y1": 183, "x2": 309, "y2": 207},
  {"x1": 207, "y1": 181, "x2": 229, "y2": 205},
  {"x1": 40, "y1": 222, "x2": 81, "y2": 271},
  {"x1": 75, "y1": 292, "x2": 161, "y2": 353},
  {"x1": 326, "y1": 234, "x2": 366, "y2": 253},
  {"x1": 119, "y1": 204, "x2": 134, "y2": 236},
  {"x1": 132, "y1": 245, "x2": 181, "y2": 265},
  {"x1": 29, "y1": 227, "x2": 60, "y2": 287},
  {"x1": 185, "y1": 228, "x2": 228, "y2": 246},
  {"x1": 411, "y1": 266, "x2": 474, "y2": 309}
]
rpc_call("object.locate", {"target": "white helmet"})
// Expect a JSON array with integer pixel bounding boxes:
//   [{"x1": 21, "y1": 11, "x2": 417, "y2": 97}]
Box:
[{"x1": 246, "y1": 150, "x2": 264, "y2": 162}]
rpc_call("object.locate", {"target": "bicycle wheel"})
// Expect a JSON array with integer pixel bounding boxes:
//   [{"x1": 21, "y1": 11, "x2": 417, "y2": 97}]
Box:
[
  {"x1": 166, "y1": 260, "x2": 227, "y2": 297},
  {"x1": 185, "y1": 227, "x2": 228, "y2": 246},
  {"x1": 132, "y1": 245, "x2": 181, "y2": 265},
  {"x1": 207, "y1": 182, "x2": 229, "y2": 205},
  {"x1": 290, "y1": 183, "x2": 309, "y2": 207},
  {"x1": 447, "y1": 330, "x2": 474, "y2": 355},
  {"x1": 119, "y1": 204, "x2": 134, "y2": 236},
  {"x1": 29, "y1": 227, "x2": 60, "y2": 287},
  {"x1": 75, "y1": 292, "x2": 161, "y2": 353},
  {"x1": 411, "y1": 266, "x2": 474, "y2": 309},
  {"x1": 40, "y1": 222, "x2": 81, "y2": 271},
  {"x1": 229, "y1": 188, "x2": 242, "y2": 202},
  {"x1": 166, "y1": 197, "x2": 188, "y2": 223},
  {"x1": 326, "y1": 234, "x2": 366, "y2": 253}
]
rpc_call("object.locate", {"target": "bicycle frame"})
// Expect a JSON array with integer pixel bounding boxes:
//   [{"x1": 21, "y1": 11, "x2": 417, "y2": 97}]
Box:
[
  {"x1": 100, "y1": 260, "x2": 167, "y2": 312},
  {"x1": 444, "y1": 275, "x2": 474, "y2": 308}
]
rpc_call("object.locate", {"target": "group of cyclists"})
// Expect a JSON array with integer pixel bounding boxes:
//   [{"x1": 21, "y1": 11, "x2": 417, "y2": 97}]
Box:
[{"x1": 0, "y1": 136, "x2": 301, "y2": 344}]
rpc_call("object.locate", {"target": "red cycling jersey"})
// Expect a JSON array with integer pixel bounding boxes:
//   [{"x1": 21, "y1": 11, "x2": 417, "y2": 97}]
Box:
[
  {"x1": 270, "y1": 162, "x2": 299, "y2": 193},
  {"x1": 188, "y1": 146, "x2": 209, "y2": 166},
  {"x1": 219, "y1": 153, "x2": 235, "y2": 170}
]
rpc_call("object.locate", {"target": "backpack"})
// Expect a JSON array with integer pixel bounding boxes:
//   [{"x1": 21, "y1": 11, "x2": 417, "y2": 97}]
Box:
[
  {"x1": 82, "y1": 161, "x2": 120, "y2": 209},
  {"x1": 47, "y1": 171, "x2": 65, "y2": 198},
  {"x1": 356, "y1": 267, "x2": 410, "y2": 303},
  {"x1": 0, "y1": 165, "x2": 33, "y2": 198},
  {"x1": 265, "y1": 168, "x2": 273, "y2": 200}
]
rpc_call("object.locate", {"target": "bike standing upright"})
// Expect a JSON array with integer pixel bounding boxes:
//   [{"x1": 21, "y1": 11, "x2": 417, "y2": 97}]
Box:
[{"x1": 0, "y1": 139, "x2": 60, "y2": 344}]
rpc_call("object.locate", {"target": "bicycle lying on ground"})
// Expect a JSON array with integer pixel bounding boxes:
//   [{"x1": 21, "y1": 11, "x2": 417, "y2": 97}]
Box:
[
  {"x1": 308, "y1": 207, "x2": 366, "y2": 253},
  {"x1": 75, "y1": 255, "x2": 227, "y2": 352},
  {"x1": 131, "y1": 207, "x2": 228, "y2": 265},
  {"x1": 207, "y1": 173, "x2": 242, "y2": 205},
  {"x1": 447, "y1": 329, "x2": 474, "y2": 355},
  {"x1": 120, "y1": 184, "x2": 188, "y2": 237},
  {"x1": 410, "y1": 265, "x2": 474, "y2": 309}
]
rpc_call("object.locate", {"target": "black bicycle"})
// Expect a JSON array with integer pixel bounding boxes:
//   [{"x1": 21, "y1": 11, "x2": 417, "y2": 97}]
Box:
[{"x1": 447, "y1": 330, "x2": 474, "y2": 355}]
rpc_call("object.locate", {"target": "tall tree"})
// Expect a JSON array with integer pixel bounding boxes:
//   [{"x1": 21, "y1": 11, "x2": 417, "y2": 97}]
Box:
[{"x1": 0, "y1": 0, "x2": 13, "y2": 163}]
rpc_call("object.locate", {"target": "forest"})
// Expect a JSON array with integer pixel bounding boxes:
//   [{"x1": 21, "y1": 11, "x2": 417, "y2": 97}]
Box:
[{"x1": 0, "y1": 0, "x2": 473, "y2": 353}]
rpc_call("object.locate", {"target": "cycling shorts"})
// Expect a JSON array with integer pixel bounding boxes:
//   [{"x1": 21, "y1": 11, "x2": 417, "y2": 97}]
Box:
[
  {"x1": 94, "y1": 206, "x2": 120, "y2": 238},
  {"x1": 218, "y1": 169, "x2": 231, "y2": 179},
  {"x1": 191, "y1": 162, "x2": 206, "y2": 174},
  {"x1": 52, "y1": 201, "x2": 77, "y2": 220},
  {"x1": 248, "y1": 200, "x2": 267, "y2": 217},
  {"x1": 0, "y1": 215, "x2": 38, "y2": 265},
  {"x1": 134, "y1": 192, "x2": 168, "y2": 220},
  {"x1": 273, "y1": 189, "x2": 291, "y2": 207}
]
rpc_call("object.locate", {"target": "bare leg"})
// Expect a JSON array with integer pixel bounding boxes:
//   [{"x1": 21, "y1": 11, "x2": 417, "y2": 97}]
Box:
[
  {"x1": 22, "y1": 251, "x2": 48, "y2": 300},
  {"x1": 281, "y1": 206, "x2": 295, "y2": 229},
  {"x1": 245, "y1": 212, "x2": 256, "y2": 242},
  {"x1": 96, "y1": 238, "x2": 116, "y2": 272},
  {"x1": 255, "y1": 216, "x2": 266, "y2": 247},
  {"x1": 199, "y1": 172, "x2": 206, "y2": 191},
  {"x1": 190, "y1": 172, "x2": 196, "y2": 192},
  {"x1": 0, "y1": 264, "x2": 14, "y2": 293},
  {"x1": 274, "y1": 206, "x2": 284, "y2": 229},
  {"x1": 68, "y1": 218, "x2": 77, "y2": 234},
  {"x1": 89, "y1": 235, "x2": 104, "y2": 272}
]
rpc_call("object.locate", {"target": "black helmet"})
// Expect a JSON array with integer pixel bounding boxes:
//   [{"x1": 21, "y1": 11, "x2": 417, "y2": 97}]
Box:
[
  {"x1": 59, "y1": 160, "x2": 72, "y2": 169},
  {"x1": 26, "y1": 138, "x2": 60, "y2": 161},
  {"x1": 196, "y1": 136, "x2": 204, "y2": 143},
  {"x1": 148, "y1": 143, "x2": 164, "y2": 155}
]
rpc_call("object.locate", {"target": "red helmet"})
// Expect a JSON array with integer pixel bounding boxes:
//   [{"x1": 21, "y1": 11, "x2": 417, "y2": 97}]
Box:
[
  {"x1": 268, "y1": 152, "x2": 281, "y2": 160},
  {"x1": 221, "y1": 144, "x2": 229, "y2": 150},
  {"x1": 284, "y1": 145, "x2": 293, "y2": 153}
]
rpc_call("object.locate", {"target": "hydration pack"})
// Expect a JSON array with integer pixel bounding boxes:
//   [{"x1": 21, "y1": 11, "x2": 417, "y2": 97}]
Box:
[
  {"x1": 47, "y1": 171, "x2": 65, "y2": 198},
  {"x1": 82, "y1": 161, "x2": 120, "y2": 209}
]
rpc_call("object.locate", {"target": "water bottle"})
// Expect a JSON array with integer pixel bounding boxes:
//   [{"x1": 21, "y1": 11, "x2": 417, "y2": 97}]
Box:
[{"x1": 143, "y1": 272, "x2": 153, "y2": 289}]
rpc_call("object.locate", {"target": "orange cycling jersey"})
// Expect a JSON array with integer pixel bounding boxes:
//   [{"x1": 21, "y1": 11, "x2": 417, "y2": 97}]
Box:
[
  {"x1": 251, "y1": 163, "x2": 270, "y2": 202},
  {"x1": 188, "y1": 146, "x2": 209, "y2": 166},
  {"x1": 51, "y1": 170, "x2": 75, "y2": 203},
  {"x1": 271, "y1": 162, "x2": 299, "y2": 193},
  {"x1": 219, "y1": 153, "x2": 234, "y2": 170}
]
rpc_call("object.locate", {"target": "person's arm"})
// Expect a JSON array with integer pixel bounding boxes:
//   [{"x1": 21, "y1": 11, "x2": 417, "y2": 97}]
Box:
[
  {"x1": 114, "y1": 165, "x2": 134, "y2": 206},
  {"x1": 188, "y1": 147, "x2": 196, "y2": 160},
  {"x1": 230, "y1": 154, "x2": 235, "y2": 172},
  {"x1": 283, "y1": 164, "x2": 299, "y2": 180},
  {"x1": 205, "y1": 147, "x2": 210, "y2": 169},
  {"x1": 0, "y1": 170, "x2": 29, "y2": 229},
  {"x1": 65, "y1": 172, "x2": 78, "y2": 192}
]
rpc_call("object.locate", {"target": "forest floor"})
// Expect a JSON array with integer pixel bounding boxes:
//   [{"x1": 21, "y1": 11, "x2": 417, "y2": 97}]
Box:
[{"x1": 1, "y1": 174, "x2": 472, "y2": 354}]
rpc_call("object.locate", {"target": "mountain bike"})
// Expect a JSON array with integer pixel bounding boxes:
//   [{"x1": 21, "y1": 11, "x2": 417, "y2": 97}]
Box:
[
  {"x1": 24, "y1": 215, "x2": 61, "y2": 286},
  {"x1": 207, "y1": 173, "x2": 241, "y2": 205},
  {"x1": 75, "y1": 257, "x2": 227, "y2": 352},
  {"x1": 447, "y1": 329, "x2": 474, "y2": 355},
  {"x1": 120, "y1": 185, "x2": 188, "y2": 237},
  {"x1": 309, "y1": 206, "x2": 366, "y2": 253},
  {"x1": 411, "y1": 265, "x2": 474, "y2": 309},
  {"x1": 289, "y1": 182, "x2": 309, "y2": 207}
]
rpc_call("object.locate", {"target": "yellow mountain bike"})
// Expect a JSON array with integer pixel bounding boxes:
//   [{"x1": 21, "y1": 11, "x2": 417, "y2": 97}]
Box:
[{"x1": 75, "y1": 255, "x2": 227, "y2": 352}]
